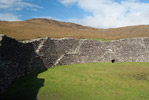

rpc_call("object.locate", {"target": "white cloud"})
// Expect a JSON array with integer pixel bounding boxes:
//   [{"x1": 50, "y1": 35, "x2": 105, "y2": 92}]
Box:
[
  {"x1": 0, "y1": 0, "x2": 41, "y2": 10},
  {"x1": 58, "y1": 0, "x2": 149, "y2": 28},
  {"x1": 0, "y1": 0, "x2": 41, "y2": 21},
  {"x1": 0, "y1": 14, "x2": 21, "y2": 21}
]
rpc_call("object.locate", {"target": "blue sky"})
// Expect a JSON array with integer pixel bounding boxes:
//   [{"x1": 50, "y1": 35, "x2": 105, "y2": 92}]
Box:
[
  {"x1": 19, "y1": 0, "x2": 91, "y2": 20},
  {"x1": 0, "y1": 0, "x2": 149, "y2": 28}
]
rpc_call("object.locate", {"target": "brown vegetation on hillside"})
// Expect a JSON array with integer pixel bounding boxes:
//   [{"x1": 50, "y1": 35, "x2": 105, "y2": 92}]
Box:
[{"x1": 0, "y1": 18, "x2": 149, "y2": 40}]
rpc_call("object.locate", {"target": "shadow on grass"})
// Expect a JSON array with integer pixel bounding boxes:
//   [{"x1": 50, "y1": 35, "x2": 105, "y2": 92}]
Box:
[{"x1": 3, "y1": 71, "x2": 45, "y2": 100}]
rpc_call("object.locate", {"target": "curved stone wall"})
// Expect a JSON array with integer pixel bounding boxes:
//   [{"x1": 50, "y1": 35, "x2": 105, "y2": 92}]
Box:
[
  {"x1": 1, "y1": 34, "x2": 149, "y2": 97},
  {"x1": 28, "y1": 36, "x2": 149, "y2": 65}
]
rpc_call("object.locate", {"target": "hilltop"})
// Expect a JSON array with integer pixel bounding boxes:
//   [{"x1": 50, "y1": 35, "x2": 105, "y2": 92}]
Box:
[{"x1": 0, "y1": 18, "x2": 149, "y2": 40}]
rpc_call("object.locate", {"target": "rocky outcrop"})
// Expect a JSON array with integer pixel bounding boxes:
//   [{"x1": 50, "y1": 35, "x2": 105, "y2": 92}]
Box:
[{"x1": 1, "y1": 34, "x2": 149, "y2": 97}]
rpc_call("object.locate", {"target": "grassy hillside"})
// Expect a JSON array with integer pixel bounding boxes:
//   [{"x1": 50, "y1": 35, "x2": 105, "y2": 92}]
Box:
[
  {"x1": 4, "y1": 62, "x2": 149, "y2": 100},
  {"x1": 0, "y1": 18, "x2": 149, "y2": 40}
]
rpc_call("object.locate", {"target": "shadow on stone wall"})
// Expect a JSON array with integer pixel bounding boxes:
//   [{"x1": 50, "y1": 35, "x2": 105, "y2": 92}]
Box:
[
  {"x1": 3, "y1": 71, "x2": 45, "y2": 100},
  {"x1": 0, "y1": 35, "x2": 47, "y2": 99}
]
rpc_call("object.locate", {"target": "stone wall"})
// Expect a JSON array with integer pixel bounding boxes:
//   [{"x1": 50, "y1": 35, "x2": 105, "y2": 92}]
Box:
[
  {"x1": 29, "y1": 37, "x2": 149, "y2": 65},
  {"x1": 0, "y1": 35, "x2": 46, "y2": 98},
  {"x1": 58, "y1": 38, "x2": 149, "y2": 64},
  {"x1": 1, "y1": 34, "x2": 149, "y2": 97}
]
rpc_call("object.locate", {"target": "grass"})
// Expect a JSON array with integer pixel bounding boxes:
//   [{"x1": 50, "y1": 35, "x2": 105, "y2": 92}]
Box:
[
  {"x1": 88, "y1": 38, "x2": 112, "y2": 42},
  {"x1": 4, "y1": 62, "x2": 149, "y2": 100},
  {"x1": 80, "y1": 38, "x2": 112, "y2": 42}
]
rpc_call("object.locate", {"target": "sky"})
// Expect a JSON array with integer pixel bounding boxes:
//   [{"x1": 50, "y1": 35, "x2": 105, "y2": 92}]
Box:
[{"x1": 0, "y1": 0, "x2": 149, "y2": 28}]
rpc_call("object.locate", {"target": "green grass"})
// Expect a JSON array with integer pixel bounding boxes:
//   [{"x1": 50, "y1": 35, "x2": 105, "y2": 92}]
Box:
[
  {"x1": 4, "y1": 62, "x2": 149, "y2": 100},
  {"x1": 82, "y1": 38, "x2": 112, "y2": 42},
  {"x1": 90, "y1": 38, "x2": 112, "y2": 42}
]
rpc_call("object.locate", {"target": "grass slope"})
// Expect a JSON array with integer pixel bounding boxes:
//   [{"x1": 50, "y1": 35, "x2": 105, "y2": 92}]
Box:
[
  {"x1": 4, "y1": 62, "x2": 149, "y2": 100},
  {"x1": 0, "y1": 18, "x2": 149, "y2": 40}
]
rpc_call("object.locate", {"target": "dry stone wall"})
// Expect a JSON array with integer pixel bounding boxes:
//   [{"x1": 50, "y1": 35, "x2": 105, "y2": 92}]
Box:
[
  {"x1": 0, "y1": 35, "x2": 46, "y2": 98},
  {"x1": 1, "y1": 34, "x2": 149, "y2": 97},
  {"x1": 29, "y1": 37, "x2": 149, "y2": 65}
]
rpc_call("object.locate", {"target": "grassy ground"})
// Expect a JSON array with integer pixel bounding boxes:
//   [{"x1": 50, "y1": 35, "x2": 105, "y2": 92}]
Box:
[
  {"x1": 88, "y1": 38, "x2": 112, "y2": 42},
  {"x1": 4, "y1": 62, "x2": 149, "y2": 100}
]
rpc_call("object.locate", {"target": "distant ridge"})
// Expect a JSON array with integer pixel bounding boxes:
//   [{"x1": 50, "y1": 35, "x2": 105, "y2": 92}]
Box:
[
  {"x1": 27, "y1": 18, "x2": 95, "y2": 29},
  {"x1": 0, "y1": 18, "x2": 149, "y2": 40}
]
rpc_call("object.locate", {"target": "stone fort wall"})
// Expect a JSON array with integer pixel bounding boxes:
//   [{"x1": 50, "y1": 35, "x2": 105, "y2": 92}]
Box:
[{"x1": 1, "y1": 34, "x2": 149, "y2": 97}]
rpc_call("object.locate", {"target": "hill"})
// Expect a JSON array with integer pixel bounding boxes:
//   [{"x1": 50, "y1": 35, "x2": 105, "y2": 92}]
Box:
[{"x1": 0, "y1": 18, "x2": 149, "y2": 40}]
